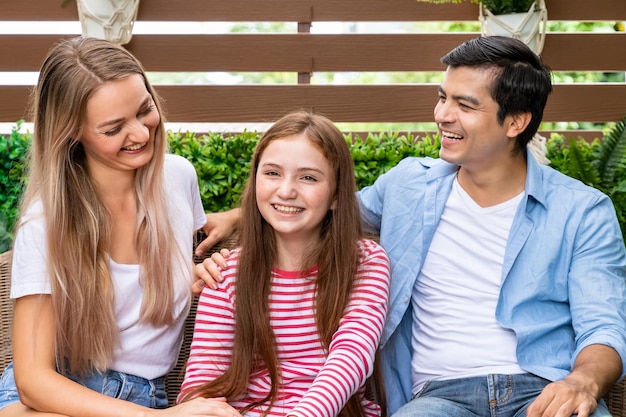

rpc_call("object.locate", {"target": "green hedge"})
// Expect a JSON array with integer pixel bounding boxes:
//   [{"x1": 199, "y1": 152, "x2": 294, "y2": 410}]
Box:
[
  {"x1": 171, "y1": 130, "x2": 443, "y2": 213},
  {"x1": 2, "y1": 118, "x2": 626, "y2": 253},
  {"x1": 0, "y1": 123, "x2": 29, "y2": 253}
]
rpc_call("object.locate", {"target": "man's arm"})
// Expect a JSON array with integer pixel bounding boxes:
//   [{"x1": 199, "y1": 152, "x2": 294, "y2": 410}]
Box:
[{"x1": 526, "y1": 344, "x2": 622, "y2": 417}]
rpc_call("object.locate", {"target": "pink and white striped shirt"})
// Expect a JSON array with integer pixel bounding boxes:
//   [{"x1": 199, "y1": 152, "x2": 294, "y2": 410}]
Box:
[{"x1": 178, "y1": 239, "x2": 390, "y2": 417}]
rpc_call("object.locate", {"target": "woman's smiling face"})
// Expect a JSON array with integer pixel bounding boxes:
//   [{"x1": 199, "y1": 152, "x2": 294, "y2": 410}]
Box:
[{"x1": 80, "y1": 74, "x2": 160, "y2": 177}]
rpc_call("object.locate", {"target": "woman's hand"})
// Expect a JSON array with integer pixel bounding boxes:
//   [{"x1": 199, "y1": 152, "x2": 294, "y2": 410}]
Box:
[
  {"x1": 192, "y1": 249, "x2": 232, "y2": 293},
  {"x1": 195, "y1": 209, "x2": 241, "y2": 257},
  {"x1": 153, "y1": 397, "x2": 241, "y2": 417}
]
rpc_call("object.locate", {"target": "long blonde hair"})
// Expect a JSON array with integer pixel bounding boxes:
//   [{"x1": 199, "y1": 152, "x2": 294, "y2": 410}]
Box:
[{"x1": 20, "y1": 37, "x2": 178, "y2": 375}]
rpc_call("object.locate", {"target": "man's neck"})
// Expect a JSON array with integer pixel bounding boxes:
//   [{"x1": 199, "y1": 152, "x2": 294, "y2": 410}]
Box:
[{"x1": 456, "y1": 157, "x2": 527, "y2": 208}]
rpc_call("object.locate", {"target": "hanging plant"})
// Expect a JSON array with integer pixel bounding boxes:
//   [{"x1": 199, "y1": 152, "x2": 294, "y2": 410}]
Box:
[
  {"x1": 415, "y1": 0, "x2": 547, "y2": 54},
  {"x1": 62, "y1": 0, "x2": 140, "y2": 45},
  {"x1": 415, "y1": 0, "x2": 534, "y2": 14}
]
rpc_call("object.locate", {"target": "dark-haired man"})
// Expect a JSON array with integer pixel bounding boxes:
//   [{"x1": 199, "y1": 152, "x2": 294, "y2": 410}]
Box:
[{"x1": 363, "y1": 36, "x2": 625, "y2": 417}]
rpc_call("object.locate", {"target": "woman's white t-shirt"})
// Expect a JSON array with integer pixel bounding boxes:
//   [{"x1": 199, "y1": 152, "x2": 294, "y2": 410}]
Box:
[{"x1": 10, "y1": 154, "x2": 206, "y2": 380}]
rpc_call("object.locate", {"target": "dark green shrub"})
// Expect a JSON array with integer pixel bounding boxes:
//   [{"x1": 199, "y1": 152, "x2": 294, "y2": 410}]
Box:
[
  {"x1": 0, "y1": 122, "x2": 30, "y2": 252},
  {"x1": 168, "y1": 130, "x2": 258, "y2": 213},
  {"x1": 348, "y1": 132, "x2": 440, "y2": 189},
  {"x1": 168, "y1": 130, "x2": 442, "y2": 213},
  {"x1": 1, "y1": 121, "x2": 625, "y2": 252},
  {"x1": 547, "y1": 116, "x2": 626, "y2": 236}
]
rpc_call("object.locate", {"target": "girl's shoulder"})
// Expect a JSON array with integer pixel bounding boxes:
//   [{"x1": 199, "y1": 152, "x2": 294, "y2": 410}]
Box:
[
  {"x1": 357, "y1": 238, "x2": 390, "y2": 265},
  {"x1": 357, "y1": 237, "x2": 384, "y2": 253},
  {"x1": 355, "y1": 239, "x2": 391, "y2": 289}
]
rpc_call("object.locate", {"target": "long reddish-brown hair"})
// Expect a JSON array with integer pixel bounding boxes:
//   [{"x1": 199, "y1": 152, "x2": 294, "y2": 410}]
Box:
[{"x1": 184, "y1": 111, "x2": 385, "y2": 416}]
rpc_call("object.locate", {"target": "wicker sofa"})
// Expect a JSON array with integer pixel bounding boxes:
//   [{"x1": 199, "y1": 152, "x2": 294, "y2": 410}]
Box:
[{"x1": 0, "y1": 249, "x2": 625, "y2": 414}]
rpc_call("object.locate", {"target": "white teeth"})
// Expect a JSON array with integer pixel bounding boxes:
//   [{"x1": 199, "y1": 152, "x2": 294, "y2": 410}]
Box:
[
  {"x1": 442, "y1": 131, "x2": 463, "y2": 139},
  {"x1": 122, "y1": 143, "x2": 144, "y2": 151},
  {"x1": 273, "y1": 204, "x2": 303, "y2": 214}
]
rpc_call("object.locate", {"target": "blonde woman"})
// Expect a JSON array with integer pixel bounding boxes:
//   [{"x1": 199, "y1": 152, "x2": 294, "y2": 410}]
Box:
[{"x1": 0, "y1": 37, "x2": 240, "y2": 417}]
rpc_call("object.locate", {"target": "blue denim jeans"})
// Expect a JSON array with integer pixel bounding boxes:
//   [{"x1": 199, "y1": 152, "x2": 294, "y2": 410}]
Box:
[
  {"x1": 0, "y1": 362, "x2": 168, "y2": 411},
  {"x1": 392, "y1": 373, "x2": 612, "y2": 417}
]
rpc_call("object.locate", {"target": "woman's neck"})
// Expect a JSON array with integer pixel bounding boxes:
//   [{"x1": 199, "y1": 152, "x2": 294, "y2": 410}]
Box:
[{"x1": 92, "y1": 170, "x2": 139, "y2": 264}]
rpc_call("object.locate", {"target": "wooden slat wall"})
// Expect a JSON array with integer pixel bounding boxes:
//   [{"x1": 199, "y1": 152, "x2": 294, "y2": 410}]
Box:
[
  {"x1": 3, "y1": 0, "x2": 624, "y2": 22},
  {"x1": 4, "y1": 33, "x2": 626, "y2": 72},
  {"x1": 1, "y1": 0, "x2": 625, "y2": 137}
]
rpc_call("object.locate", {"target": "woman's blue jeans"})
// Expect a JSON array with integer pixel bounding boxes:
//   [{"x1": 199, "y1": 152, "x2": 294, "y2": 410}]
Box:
[
  {"x1": 392, "y1": 373, "x2": 611, "y2": 417},
  {"x1": 0, "y1": 362, "x2": 168, "y2": 411}
]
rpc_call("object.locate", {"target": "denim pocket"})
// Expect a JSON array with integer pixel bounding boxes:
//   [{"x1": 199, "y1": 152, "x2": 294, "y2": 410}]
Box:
[
  {"x1": 101, "y1": 374, "x2": 123, "y2": 399},
  {"x1": 0, "y1": 363, "x2": 20, "y2": 410},
  {"x1": 152, "y1": 383, "x2": 168, "y2": 409}
]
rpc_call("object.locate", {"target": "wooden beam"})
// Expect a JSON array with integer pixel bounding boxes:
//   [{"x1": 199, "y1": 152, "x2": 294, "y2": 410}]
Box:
[
  {"x1": 3, "y1": 33, "x2": 625, "y2": 72},
  {"x1": 3, "y1": 84, "x2": 622, "y2": 124},
  {"x1": 0, "y1": 86, "x2": 31, "y2": 122}
]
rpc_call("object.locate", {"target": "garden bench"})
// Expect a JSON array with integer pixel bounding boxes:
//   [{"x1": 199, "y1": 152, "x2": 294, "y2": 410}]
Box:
[{"x1": 1, "y1": 248, "x2": 625, "y2": 414}]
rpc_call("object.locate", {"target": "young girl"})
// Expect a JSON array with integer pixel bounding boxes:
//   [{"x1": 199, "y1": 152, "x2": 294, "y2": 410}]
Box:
[
  {"x1": 178, "y1": 111, "x2": 391, "y2": 417},
  {"x1": 0, "y1": 37, "x2": 240, "y2": 417}
]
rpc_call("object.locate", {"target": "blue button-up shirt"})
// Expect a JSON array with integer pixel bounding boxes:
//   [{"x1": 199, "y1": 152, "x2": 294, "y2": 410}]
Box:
[{"x1": 357, "y1": 151, "x2": 626, "y2": 415}]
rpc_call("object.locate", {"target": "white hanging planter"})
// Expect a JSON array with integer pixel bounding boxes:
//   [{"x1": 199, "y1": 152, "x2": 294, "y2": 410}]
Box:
[
  {"x1": 479, "y1": 0, "x2": 548, "y2": 55},
  {"x1": 76, "y1": 0, "x2": 140, "y2": 45}
]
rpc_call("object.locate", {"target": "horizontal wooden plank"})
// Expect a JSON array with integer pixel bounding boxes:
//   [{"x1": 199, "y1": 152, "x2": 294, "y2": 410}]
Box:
[
  {"x1": 160, "y1": 84, "x2": 626, "y2": 124},
  {"x1": 546, "y1": 84, "x2": 626, "y2": 123},
  {"x1": 3, "y1": 33, "x2": 625, "y2": 72},
  {"x1": 3, "y1": 34, "x2": 471, "y2": 72},
  {"x1": 1, "y1": 36, "x2": 75, "y2": 71},
  {"x1": 2, "y1": 84, "x2": 624, "y2": 124},
  {"x1": 0, "y1": 86, "x2": 30, "y2": 122},
  {"x1": 1, "y1": 0, "x2": 623, "y2": 22},
  {"x1": 542, "y1": 34, "x2": 626, "y2": 72},
  {"x1": 121, "y1": 34, "x2": 469, "y2": 72}
]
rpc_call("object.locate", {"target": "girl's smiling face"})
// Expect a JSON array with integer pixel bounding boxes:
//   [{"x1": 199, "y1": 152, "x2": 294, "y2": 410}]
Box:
[{"x1": 255, "y1": 133, "x2": 337, "y2": 246}]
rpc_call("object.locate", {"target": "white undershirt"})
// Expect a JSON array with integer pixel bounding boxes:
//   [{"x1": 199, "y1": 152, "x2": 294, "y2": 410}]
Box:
[{"x1": 411, "y1": 177, "x2": 525, "y2": 394}]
